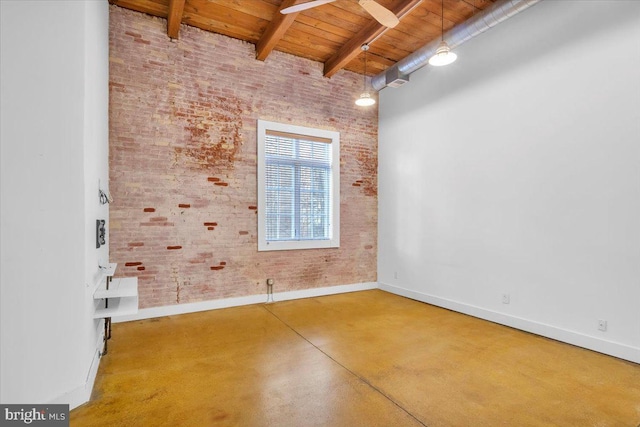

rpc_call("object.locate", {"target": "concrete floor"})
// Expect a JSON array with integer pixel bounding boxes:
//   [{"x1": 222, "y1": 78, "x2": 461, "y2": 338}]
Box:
[{"x1": 71, "y1": 290, "x2": 640, "y2": 426}]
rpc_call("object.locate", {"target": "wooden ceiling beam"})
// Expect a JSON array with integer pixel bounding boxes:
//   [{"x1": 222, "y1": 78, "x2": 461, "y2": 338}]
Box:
[
  {"x1": 167, "y1": 0, "x2": 186, "y2": 39},
  {"x1": 256, "y1": 0, "x2": 306, "y2": 61},
  {"x1": 323, "y1": 0, "x2": 423, "y2": 78}
]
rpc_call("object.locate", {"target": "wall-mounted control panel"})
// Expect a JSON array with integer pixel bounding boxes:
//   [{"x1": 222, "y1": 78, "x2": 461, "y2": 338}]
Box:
[{"x1": 96, "y1": 219, "x2": 106, "y2": 248}]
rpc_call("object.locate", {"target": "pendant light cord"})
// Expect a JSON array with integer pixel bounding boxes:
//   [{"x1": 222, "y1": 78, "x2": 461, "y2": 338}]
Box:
[
  {"x1": 364, "y1": 47, "x2": 367, "y2": 91},
  {"x1": 441, "y1": 0, "x2": 444, "y2": 42},
  {"x1": 362, "y1": 44, "x2": 369, "y2": 92}
]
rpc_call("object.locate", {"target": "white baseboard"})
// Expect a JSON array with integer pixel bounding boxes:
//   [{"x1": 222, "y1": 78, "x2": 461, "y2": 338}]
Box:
[
  {"x1": 113, "y1": 282, "x2": 378, "y2": 323},
  {"x1": 379, "y1": 282, "x2": 640, "y2": 364},
  {"x1": 49, "y1": 326, "x2": 104, "y2": 410}
]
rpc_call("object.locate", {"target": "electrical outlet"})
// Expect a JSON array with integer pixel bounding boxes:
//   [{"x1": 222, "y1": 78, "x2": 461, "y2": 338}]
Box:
[
  {"x1": 266, "y1": 278, "x2": 274, "y2": 286},
  {"x1": 502, "y1": 294, "x2": 510, "y2": 304},
  {"x1": 598, "y1": 320, "x2": 607, "y2": 332},
  {"x1": 394, "y1": 271, "x2": 398, "y2": 280}
]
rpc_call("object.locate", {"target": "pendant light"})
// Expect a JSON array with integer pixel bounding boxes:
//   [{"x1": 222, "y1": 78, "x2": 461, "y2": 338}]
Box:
[
  {"x1": 429, "y1": 0, "x2": 457, "y2": 66},
  {"x1": 355, "y1": 44, "x2": 376, "y2": 107}
]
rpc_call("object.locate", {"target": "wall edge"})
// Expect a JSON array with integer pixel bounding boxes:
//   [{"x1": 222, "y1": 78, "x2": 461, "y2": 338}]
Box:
[
  {"x1": 379, "y1": 282, "x2": 640, "y2": 364},
  {"x1": 113, "y1": 282, "x2": 379, "y2": 323}
]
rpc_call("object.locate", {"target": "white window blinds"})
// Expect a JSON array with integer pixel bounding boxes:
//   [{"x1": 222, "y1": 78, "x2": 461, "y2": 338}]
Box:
[
  {"x1": 264, "y1": 131, "x2": 332, "y2": 242},
  {"x1": 257, "y1": 120, "x2": 340, "y2": 251}
]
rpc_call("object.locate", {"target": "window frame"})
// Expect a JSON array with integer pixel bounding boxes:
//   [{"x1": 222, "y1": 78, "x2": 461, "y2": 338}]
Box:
[{"x1": 257, "y1": 119, "x2": 340, "y2": 251}]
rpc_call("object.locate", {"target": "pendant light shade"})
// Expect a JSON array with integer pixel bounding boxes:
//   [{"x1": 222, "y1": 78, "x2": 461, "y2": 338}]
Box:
[
  {"x1": 429, "y1": 0, "x2": 457, "y2": 67},
  {"x1": 355, "y1": 93, "x2": 376, "y2": 106},
  {"x1": 356, "y1": 44, "x2": 376, "y2": 107},
  {"x1": 429, "y1": 40, "x2": 457, "y2": 66}
]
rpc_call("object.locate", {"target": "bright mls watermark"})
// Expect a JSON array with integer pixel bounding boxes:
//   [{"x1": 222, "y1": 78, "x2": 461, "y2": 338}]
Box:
[{"x1": 0, "y1": 405, "x2": 68, "y2": 426}]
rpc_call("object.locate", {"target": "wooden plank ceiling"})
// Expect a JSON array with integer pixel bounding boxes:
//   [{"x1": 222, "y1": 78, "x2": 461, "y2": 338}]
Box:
[{"x1": 109, "y1": 0, "x2": 496, "y2": 77}]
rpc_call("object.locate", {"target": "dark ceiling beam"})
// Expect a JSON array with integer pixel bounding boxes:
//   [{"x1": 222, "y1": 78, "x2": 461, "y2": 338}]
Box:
[
  {"x1": 256, "y1": 0, "x2": 305, "y2": 61},
  {"x1": 167, "y1": 0, "x2": 186, "y2": 39},
  {"x1": 323, "y1": 0, "x2": 423, "y2": 78}
]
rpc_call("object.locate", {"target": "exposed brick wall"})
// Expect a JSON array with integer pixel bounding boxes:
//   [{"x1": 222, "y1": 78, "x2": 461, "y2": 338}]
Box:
[{"x1": 109, "y1": 6, "x2": 378, "y2": 309}]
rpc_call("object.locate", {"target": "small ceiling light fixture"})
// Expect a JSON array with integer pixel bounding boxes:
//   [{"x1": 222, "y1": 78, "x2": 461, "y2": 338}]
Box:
[
  {"x1": 355, "y1": 44, "x2": 376, "y2": 107},
  {"x1": 429, "y1": 0, "x2": 457, "y2": 67}
]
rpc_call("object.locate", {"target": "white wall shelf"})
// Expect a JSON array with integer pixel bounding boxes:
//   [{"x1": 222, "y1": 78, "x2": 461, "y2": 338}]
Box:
[
  {"x1": 94, "y1": 277, "x2": 138, "y2": 300},
  {"x1": 100, "y1": 262, "x2": 117, "y2": 277},
  {"x1": 93, "y1": 263, "x2": 138, "y2": 354},
  {"x1": 93, "y1": 293, "x2": 139, "y2": 318},
  {"x1": 93, "y1": 262, "x2": 117, "y2": 292}
]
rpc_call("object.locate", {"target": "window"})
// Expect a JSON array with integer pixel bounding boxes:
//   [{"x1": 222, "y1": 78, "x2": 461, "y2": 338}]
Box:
[{"x1": 257, "y1": 120, "x2": 340, "y2": 251}]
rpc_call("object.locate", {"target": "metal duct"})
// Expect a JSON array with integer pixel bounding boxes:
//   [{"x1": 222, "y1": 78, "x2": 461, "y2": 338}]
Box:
[{"x1": 371, "y1": 0, "x2": 543, "y2": 91}]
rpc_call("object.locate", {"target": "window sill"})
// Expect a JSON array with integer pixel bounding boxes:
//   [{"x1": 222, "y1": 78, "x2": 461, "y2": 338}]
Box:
[{"x1": 258, "y1": 238, "x2": 340, "y2": 252}]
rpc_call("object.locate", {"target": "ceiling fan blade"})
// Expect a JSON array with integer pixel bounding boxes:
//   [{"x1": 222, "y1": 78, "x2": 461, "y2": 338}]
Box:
[
  {"x1": 358, "y1": 0, "x2": 399, "y2": 28},
  {"x1": 281, "y1": 0, "x2": 337, "y2": 14}
]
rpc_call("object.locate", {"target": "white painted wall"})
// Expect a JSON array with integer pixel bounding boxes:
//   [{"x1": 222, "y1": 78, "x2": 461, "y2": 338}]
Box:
[
  {"x1": 81, "y1": 0, "x2": 111, "y2": 409},
  {"x1": 0, "y1": 0, "x2": 109, "y2": 407},
  {"x1": 378, "y1": 1, "x2": 640, "y2": 363}
]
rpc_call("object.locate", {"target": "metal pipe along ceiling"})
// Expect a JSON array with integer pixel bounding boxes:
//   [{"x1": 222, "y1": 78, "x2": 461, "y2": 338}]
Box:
[{"x1": 371, "y1": 0, "x2": 544, "y2": 91}]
